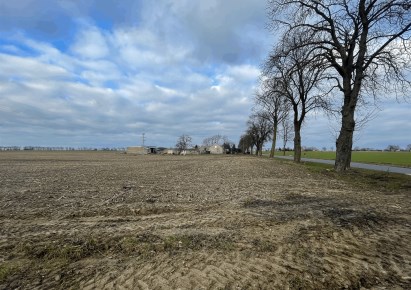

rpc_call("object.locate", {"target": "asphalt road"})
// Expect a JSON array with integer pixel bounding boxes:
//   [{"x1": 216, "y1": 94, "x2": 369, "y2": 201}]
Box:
[{"x1": 275, "y1": 155, "x2": 411, "y2": 175}]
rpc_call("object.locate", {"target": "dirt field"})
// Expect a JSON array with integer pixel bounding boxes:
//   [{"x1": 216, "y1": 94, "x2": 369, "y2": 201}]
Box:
[{"x1": 0, "y1": 151, "x2": 410, "y2": 289}]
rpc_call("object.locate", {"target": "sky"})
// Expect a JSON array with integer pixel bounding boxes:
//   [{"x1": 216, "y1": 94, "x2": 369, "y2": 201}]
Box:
[{"x1": 0, "y1": 0, "x2": 410, "y2": 150}]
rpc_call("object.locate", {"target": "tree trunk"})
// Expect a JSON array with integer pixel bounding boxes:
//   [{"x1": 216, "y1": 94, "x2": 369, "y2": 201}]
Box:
[
  {"x1": 335, "y1": 107, "x2": 355, "y2": 171},
  {"x1": 293, "y1": 123, "x2": 302, "y2": 162},
  {"x1": 335, "y1": 75, "x2": 360, "y2": 171},
  {"x1": 269, "y1": 122, "x2": 278, "y2": 158}
]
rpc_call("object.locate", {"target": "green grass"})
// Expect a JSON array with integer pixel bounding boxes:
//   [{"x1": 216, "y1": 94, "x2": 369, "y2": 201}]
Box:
[
  {"x1": 303, "y1": 161, "x2": 411, "y2": 193},
  {"x1": 278, "y1": 151, "x2": 411, "y2": 167}
]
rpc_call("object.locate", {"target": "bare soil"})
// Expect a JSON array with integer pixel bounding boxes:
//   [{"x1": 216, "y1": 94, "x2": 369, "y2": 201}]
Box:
[{"x1": 0, "y1": 151, "x2": 410, "y2": 289}]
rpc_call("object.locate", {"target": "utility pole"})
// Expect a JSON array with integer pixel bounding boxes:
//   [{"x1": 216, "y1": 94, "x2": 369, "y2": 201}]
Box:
[{"x1": 141, "y1": 133, "x2": 146, "y2": 147}]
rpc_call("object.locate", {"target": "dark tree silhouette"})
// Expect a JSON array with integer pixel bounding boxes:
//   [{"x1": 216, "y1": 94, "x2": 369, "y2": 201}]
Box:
[
  {"x1": 264, "y1": 38, "x2": 328, "y2": 162},
  {"x1": 175, "y1": 134, "x2": 192, "y2": 153},
  {"x1": 246, "y1": 113, "x2": 272, "y2": 156},
  {"x1": 238, "y1": 134, "x2": 254, "y2": 154},
  {"x1": 255, "y1": 77, "x2": 290, "y2": 158},
  {"x1": 280, "y1": 117, "x2": 294, "y2": 155},
  {"x1": 268, "y1": 0, "x2": 411, "y2": 170}
]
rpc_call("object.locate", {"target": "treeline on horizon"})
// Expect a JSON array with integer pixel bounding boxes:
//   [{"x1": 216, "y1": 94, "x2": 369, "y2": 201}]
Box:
[
  {"x1": 1, "y1": 144, "x2": 410, "y2": 152},
  {"x1": 0, "y1": 146, "x2": 126, "y2": 151}
]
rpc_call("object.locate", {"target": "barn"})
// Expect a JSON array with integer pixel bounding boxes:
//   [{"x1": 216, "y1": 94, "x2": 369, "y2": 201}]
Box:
[
  {"x1": 208, "y1": 144, "x2": 224, "y2": 154},
  {"x1": 126, "y1": 146, "x2": 149, "y2": 154}
]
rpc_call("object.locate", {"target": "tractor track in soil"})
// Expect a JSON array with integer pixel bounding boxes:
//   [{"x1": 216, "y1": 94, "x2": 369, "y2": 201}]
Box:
[{"x1": 0, "y1": 152, "x2": 410, "y2": 289}]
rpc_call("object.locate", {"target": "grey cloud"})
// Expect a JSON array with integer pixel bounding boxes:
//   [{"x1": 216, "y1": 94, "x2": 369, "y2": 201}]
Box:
[
  {"x1": 1, "y1": 0, "x2": 271, "y2": 67},
  {"x1": 0, "y1": 53, "x2": 70, "y2": 80},
  {"x1": 0, "y1": 51, "x2": 256, "y2": 148},
  {"x1": 0, "y1": 0, "x2": 142, "y2": 36},
  {"x1": 2, "y1": 1, "x2": 408, "y2": 149},
  {"x1": 138, "y1": 0, "x2": 271, "y2": 65}
]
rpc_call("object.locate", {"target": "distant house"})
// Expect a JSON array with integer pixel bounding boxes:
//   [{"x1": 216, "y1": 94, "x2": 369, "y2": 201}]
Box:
[
  {"x1": 197, "y1": 144, "x2": 226, "y2": 154},
  {"x1": 166, "y1": 149, "x2": 178, "y2": 155},
  {"x1": 156, "y1": 147, "x2": 167, "y2": 154},
  {"x1": 208, "y1": 144, "x2": 224, "y2": 154},
  {"x1": 165, "y1": 148, "x2": 200, "y2": 155}
]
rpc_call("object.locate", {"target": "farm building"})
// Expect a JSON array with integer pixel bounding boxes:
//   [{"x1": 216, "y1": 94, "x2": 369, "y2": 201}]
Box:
[
  {"x1": 165, "y1": 148, "x2": 199, "y2": 155},
  {"x1": 165, "y1": 149, "x2": 178, "y2": 155},
  {"x1": 127, "y1": 146, "x2": 148, "y2": 154},
  {"x1": 208, "y1": 144, "x2": 224, "y2": 154},
  {"x1": 127, "y1": 146, "x2": 158, "y2": 154}
]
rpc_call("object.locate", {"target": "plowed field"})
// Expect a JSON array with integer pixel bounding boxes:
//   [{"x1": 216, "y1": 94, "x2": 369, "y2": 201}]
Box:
[{"x1": 0, "y1": 152, "x2": 410, "y2": 289}]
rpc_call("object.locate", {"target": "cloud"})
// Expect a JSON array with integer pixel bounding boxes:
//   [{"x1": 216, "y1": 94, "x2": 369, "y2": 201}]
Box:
[
  {"x1": 0, "y1": 53, "x2": 69, "y2": 80},
  {"x1": 0, "y1": 1, "x2": 72, "y2": 37},
  {"x1": 135, "y1": 0, "x2": 270, "y2": 65},
  {"x1": 71, "y1": 27, "x2": 110, "y2": 59},
  {"x1": 0, "y1": 32, "x2": 258, "y2": 147},
  {"x1": 0, "y1": 0, "x2": 409, "y2": 149},
  {"x1": 0, "y1": 0, "x2": 140, "y2": 38}
]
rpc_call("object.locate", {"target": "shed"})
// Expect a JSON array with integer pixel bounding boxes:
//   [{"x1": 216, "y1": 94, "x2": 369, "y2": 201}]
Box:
[{"x1": 127, "y1": 146, "x2": 148, "y2": 154}]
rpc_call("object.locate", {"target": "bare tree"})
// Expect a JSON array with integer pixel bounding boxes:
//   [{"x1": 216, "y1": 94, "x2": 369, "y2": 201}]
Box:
[
  {"x1": 268, "y1": 0, "x2": 411, "y2": 171},
  {"x1": 238, "y1": 134, "x2": 254, "y2": 154},
  {"x1": 246, "y1": 113, "x2": 272, "y2": 156},
  {"x1": 176, "y1": 134, "x2": 192, "y2": 154},
  {"x1": 386, "y1": 144, "x2": 400, "y2": 152},
  {"x1": 264, "y1": 37, "x2": 328, "y2": 162},
  {"x1": 223, "y1": 141, "x2": 235, "y2": 154},
  {"x1": 255, "y1": 77, "x2": 290, "y2": 158},
  {"x1": 280, "y1": 117, "x2": 294, "y2": 155},
  {"x1": 203, "y1": 134, "x2": 229, "y2": 147},
  {"x1": 407, "y1": 144, "x2": 411, "y2": 152}
]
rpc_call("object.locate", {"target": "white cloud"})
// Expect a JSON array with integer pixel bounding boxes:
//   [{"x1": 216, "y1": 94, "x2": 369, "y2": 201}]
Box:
[
  {"x1": 227, "y1": 65, "x2": 261, "y2": 83},
  {"x1": 0, "y1": 0, "x2": 409, "y2": 149},
  {"x1": 71, "y1": 27, "x2": 109, "y2": 59},
  {"x1": 110, "y1": 27, "x2": 191, "y2": 71},
  {"x1": 0, "y1": 53, "x2": 69, "y2": 80}
]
